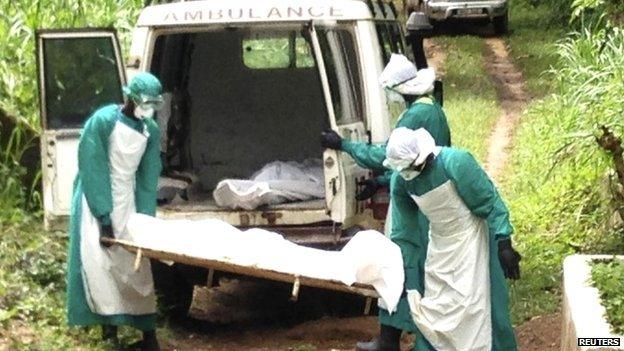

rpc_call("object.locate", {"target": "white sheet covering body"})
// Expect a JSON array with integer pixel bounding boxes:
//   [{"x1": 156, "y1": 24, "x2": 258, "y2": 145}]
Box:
[
  {"x1": 126, "y1": 214, "x2": 404, "y2": 312},
  {"x1": 213, "y1": 159, "x2": 325, "y2": 210}
]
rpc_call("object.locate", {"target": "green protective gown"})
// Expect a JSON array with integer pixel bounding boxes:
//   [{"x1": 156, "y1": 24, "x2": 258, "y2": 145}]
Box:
[
  {"x1": 66, "y1": 104, "x2": 161, "y2": 330},
  {"x1": 394, "y1": 147, "x2": 518, "y2": 351},
  {"x1": 339, "y1": 96, "x2": 450, "y2": 346}
]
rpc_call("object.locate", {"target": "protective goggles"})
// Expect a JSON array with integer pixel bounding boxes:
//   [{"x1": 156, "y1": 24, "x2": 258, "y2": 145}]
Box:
[{"x1": 133, "y1": 94, "x2": 165, "y2": 111}]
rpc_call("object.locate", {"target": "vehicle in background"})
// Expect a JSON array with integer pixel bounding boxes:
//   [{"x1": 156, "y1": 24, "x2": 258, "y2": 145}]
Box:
[{"x1": 406, "y1": 0, "x2": 509, "y2": 34}]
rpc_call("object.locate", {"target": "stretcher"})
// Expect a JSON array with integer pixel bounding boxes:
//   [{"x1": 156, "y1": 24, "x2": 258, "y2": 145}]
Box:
[{"x1": 101, "y1": 237, "x2": 380, "y2": 304}]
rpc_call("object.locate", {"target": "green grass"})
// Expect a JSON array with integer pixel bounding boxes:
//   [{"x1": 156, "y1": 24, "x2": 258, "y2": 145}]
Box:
[
  {"x1": 592, "y1": 258, "x2": 624, "y2": 335},
  {"x1": 436, "y1": 36, "x2": 501, "y2": 162},
  {"x1": 0, "y1": 219, "x2": 154, "y2": 350},
  {"x1": 507, "y1": 1, "x2": 565, "y2": 97},
  {"x1": 501, "y1": 1, "x2": 571, "y2": 322},
  {"x1": 0, "y1": 217, "x2": 97, "y2": 350}
]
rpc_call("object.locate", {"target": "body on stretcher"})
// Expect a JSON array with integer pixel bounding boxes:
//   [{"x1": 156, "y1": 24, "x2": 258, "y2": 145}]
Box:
[{"x1": 106, "y1": 214, "x2": 405, "y2": 313}]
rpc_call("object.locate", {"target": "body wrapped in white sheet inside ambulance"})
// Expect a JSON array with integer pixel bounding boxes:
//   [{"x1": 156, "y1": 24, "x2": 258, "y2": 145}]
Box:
[{"x1": 37, "y1": 0, "x2": 415, "y2": 248}]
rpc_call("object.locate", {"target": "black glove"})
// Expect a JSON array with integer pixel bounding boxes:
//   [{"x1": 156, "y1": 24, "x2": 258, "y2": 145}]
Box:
[
  {"x1": 356, "y1": 179, "x2": 380, "y2": 201},
  {"x1": 321, "y1": 130, "x2": 343, "y2": 150},
  {"x1": 498, "y1": 238, "x2": 521, "y2": 280},
  {"x1": 100, "y1": 224, "x2": 115, "y2": 247}
]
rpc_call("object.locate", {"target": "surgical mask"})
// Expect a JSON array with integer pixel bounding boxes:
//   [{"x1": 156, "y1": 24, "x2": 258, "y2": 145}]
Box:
[
  {"x1": 385, "y1": 88, "x2": 405, "y2": 103},
  {"x1": 399, "y1": 168, "x2": 420, "y2": 181},
  {"x1": 392, "y1": 158, "x2": 426, "y2": 181},
  {"x1": 134, "y1": 105, "x2": 155, "y2": 120}
]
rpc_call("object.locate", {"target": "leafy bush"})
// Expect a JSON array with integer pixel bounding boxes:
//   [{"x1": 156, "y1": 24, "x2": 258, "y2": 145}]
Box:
[
  {"x1": 0, "y1": 0, "x2": 143, "y2": 128},
  {"x1": 591, "y1": 259, "x2": 624, "y2": 335},
  {"x1": 571, "y1": 0, "x2": 624, "y2": 24},
  {"x1": 0, "y1": 0, "x2": 144, "y2": 212}
]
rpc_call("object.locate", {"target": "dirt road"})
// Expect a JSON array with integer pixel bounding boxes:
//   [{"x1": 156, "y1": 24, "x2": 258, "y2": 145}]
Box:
[{"x1": 482, "y1": 38, "x2": 529, "y2": 181}]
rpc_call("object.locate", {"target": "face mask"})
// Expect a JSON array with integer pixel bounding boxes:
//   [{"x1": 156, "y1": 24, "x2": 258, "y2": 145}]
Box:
[
  {"x1": 400, "y1": 169, "x2": 420, "y2": 181},
  {"x1": 398, "y1": 158, "x2": 428, "y2": 181},
  {"x1": 134, "y1": 105, "x2": 155, "y2": 120},
  {"x1": 385, "y1": 88, "x2": 405, "y2": 103}
]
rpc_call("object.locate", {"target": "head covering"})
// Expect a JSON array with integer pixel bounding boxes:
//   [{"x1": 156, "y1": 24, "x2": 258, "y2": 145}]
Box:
[
  {"x1": 383, "y1": 127, "x2": 436, "y2": 171},
  {"x1": 379, "y1": 54, "x2": 418, "y2": 89},
  {"x1": 122, "y1": 72, "x2": 163, "y2": 100},
  {"x1": 379, "y1": 54, "x2": 436, "y2": 96}
]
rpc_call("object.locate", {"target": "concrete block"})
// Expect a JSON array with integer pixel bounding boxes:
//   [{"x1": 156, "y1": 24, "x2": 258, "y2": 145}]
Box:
[{"x1": 562, "y1": 254, "x2": 624, "y2": 351}]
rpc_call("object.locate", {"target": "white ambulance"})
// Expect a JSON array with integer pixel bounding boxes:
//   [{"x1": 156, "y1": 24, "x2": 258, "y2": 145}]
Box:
[{"x1": 36, "y1": 0, "x2": 426, "y2": 248}]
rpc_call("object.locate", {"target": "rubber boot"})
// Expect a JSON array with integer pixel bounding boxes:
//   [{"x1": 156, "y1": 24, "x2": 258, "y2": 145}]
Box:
[
  {"x1": 101, "y1": 325, "x2": 122, "y2": 351},
  {"x1": 141, "y1": 330, "x2": 161, "y2": 351},
  {"x1": 355, "y1": 324, "x2": 402, "y2": 351}
]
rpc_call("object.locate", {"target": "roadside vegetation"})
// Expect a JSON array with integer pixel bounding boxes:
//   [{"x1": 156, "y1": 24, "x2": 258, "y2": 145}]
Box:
[
  {"x1": 1, "y1": 1, "x2": 144, "y2": 349},
  {"x1": 503, "y1": 0, "x2": 624, "y2": 323},
  {"x1": 592, "y1": 259, "x2": 624, "y2": 335}
]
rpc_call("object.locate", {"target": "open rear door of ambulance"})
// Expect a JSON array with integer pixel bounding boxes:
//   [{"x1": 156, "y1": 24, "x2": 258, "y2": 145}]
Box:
[
  {"x1": 309, "y1": 23, "x2": 370, "y2": 228},
  {"x1": 36, "y1": 29, "x2": 126, "y2": 229}
]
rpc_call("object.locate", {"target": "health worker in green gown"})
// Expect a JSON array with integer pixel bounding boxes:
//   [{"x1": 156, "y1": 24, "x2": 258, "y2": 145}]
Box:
[
  {"x1": 321, "y1": 54, "x2": 450, "y2": 351},
  {"x1": 66, "y1": 72, "x2": 164, "y2": 351},
  {"x1": 384, "y1": 127, "x2": 521, "y2": 351},
  {"x1": 321, "y1": 53, "x2": 451, "y2": 193}
]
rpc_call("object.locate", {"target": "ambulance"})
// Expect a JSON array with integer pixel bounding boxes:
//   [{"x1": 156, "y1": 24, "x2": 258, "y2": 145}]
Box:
[{"x1": 36, "y1": 0, "x2": 435, "y2": 312}]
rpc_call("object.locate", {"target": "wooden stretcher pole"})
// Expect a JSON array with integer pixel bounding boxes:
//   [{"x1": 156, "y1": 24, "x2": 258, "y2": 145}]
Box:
[
  {"x1": 134, "y1": 248, "x2": 143, "y2": 272},
  {"x1": 104, "y1": 238, "x2": 380, "y2": 299},
  {"x1": 364, "y1": 297, "x2": 373, "y2": 315},
  {"x1": 207, "y1": 268, "x2": 215, "y2": 287},
  {"x1": 290, "y1": 276, "x2": 301, "y2": 302}
]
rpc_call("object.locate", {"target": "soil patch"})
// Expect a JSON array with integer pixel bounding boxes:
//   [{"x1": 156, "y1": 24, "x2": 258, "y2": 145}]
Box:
[
  {"x1": 162, "y1": 316, "x2": 379, "y2": 351},
  {"x1": 424, "y1": 38, "x2": 446, "y2": 78},
  {"x1": 515, "y1": 313, "x2": 562, "y2": 351}
]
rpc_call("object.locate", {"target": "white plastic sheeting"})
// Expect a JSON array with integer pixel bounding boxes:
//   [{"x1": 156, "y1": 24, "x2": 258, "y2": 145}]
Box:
[
  {"x1": 213, "y1": 159, "x2": 325, "y2": 210},
  {"x1": 126, "y1": 214, "x2": 404, "y2": 313}
]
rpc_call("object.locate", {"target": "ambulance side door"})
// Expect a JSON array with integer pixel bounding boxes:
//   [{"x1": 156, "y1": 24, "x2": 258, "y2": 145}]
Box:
[
  {"x1": 310, "y1": 24, "x2": 369, "y2": 226},
  {"x1": 36, "y1": 29, "x2": 126, "y2": 229}
]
